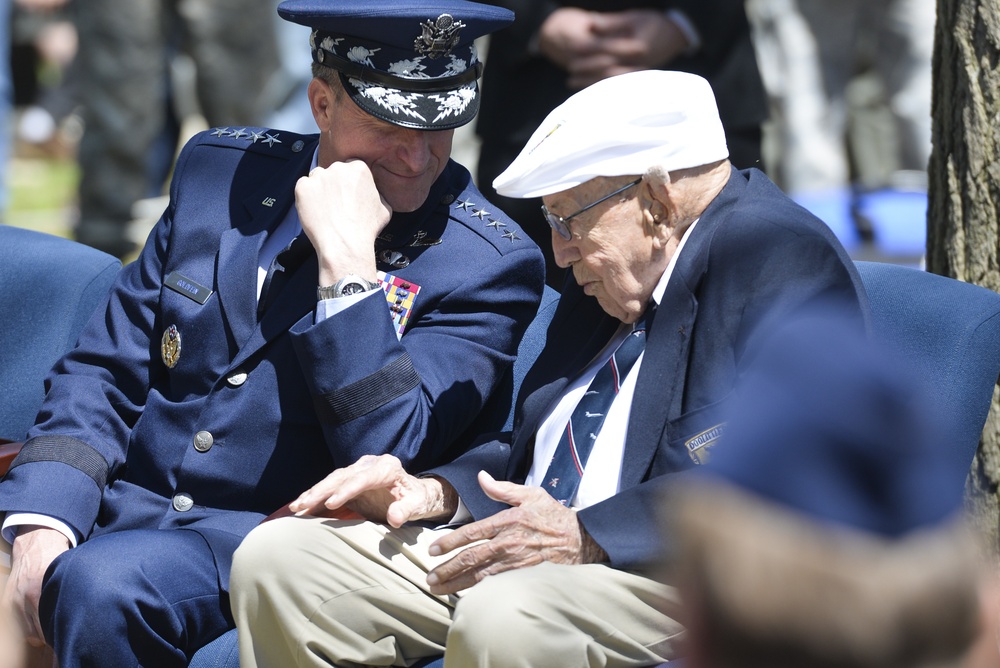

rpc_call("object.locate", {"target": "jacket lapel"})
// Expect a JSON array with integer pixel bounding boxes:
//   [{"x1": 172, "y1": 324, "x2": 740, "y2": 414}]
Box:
[
  {"x1": 619, "y1": 166, "x2": 747, "y2": 487},
  {"x1": 217, "y1": 143, "x2": 315, "y2": 353}
]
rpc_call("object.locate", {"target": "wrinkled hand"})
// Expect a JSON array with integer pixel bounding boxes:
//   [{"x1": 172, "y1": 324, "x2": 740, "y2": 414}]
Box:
[
  {"x1": 288, "y1": 455, "x2": 456, "y2": 528},
  {"x1": 295, "y1": 160, "x2": 391, "y2": 287},
  {"x1": 424, "y1": 472, "x2": 606, "y2": 595},
  {"x1": 2, "y1": 527, "x2": 69, "y2": 648},
  {"x1": 540, "y1": 9, "x2": 691, "y2": 90}
]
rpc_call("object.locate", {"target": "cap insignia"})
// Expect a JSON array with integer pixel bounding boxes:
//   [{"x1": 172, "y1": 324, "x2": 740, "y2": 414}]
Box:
[{"x1": 414, "y1": 14, "x2": 465, "y2": 59}]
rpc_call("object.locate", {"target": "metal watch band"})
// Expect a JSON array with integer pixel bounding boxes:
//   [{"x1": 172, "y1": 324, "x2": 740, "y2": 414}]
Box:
[{"x1": 317, "y1": 275, "x2": 379, "y2": 300}]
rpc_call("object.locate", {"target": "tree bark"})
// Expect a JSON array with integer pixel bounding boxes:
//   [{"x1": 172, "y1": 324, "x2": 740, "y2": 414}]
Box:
[{"x1": 927, "y1": 0, "x2": 1000, "y2": 562}]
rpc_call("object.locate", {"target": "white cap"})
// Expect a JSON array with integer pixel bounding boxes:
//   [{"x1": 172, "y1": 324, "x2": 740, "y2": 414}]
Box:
[{"x1": 493, "y1": 70, "x2": 729, "y2": 199}]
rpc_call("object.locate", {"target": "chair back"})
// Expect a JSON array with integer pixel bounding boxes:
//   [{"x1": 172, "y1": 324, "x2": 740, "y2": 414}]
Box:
[
  {"x1": 855, "y1": 261, "x2": 1000, "y2": 490},
  {"x1": 0, "y1": 225, "x2": 120, "y2": 441}
]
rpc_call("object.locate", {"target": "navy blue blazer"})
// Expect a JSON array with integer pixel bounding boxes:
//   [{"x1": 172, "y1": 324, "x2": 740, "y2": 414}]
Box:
[
  {"x1": 0, "y1": 128, "x2": 544, "y2": 586},
  {"x1": 429, "y1": 167, "x2": 869, "y2": 572}
]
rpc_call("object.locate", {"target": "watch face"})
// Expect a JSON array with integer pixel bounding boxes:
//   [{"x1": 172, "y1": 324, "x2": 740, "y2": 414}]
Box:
[{"x1": 340, "y1": 281, "x2": 367, "y2": 296}]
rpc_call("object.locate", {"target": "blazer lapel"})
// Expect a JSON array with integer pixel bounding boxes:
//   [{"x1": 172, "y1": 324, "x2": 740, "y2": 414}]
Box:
[{"x1": 619, "y1": 166, "x2": 747, "y2": 487}]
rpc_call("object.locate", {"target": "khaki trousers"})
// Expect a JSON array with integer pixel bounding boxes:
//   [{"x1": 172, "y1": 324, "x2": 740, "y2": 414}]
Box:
[{"x1": 230, "y1": 516, "x2": 684, "y2": 668}]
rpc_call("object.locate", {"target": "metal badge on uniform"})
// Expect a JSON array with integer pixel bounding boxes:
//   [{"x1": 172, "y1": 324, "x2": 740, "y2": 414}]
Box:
[
  {"x1": 161, "y1": 325, "x2": 182, "y2": 368},
  {"x1": 377, "y1": 272, "x2": 421, "y2": 340},
  {"x1": 378, "y1": 249, "x2": 411, "y2": 269},
  {"x1": 164, "y1": 271, "x2": 213, "y2": 305},
  {"x1": 685, "y1": 423, "x2": 725, "y2": 465}
]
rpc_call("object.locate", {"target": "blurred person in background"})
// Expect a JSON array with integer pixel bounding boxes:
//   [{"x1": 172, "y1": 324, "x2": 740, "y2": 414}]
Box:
[
  {"x1": 665, "y1": 308, "x2": 996, "y2": 668},
  {"x1": 754, "y1": 0, "x2": 934, "y2": 194},
  {"x1": 73, "y1": 0, "x2": 281, "y2": 258}
]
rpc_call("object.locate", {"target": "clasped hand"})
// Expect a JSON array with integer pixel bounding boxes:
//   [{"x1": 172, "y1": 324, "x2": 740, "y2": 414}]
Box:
[
  {"x1": 539, "y1": 8, "x2": 690, "y2": 89},
  {"x1": 289, "y1": 456, "x2": 599, "y2": 595}
]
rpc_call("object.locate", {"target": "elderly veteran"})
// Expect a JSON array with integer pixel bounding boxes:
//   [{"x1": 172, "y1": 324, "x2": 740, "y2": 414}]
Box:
[
  {"x1": 0, "y1": 1, "x2": 543, "y2": 666},
  {"x1": 229, "y1": 70, "x2": 868, "y2": 668},
  {"x1": 665, "y1": 310, "x2": 986, "y2": 668}
]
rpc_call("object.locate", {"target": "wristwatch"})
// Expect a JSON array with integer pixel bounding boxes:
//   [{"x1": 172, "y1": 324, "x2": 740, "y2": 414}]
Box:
[{"x1": 317, "y1": 274, "x2": 380, "y2": 300}]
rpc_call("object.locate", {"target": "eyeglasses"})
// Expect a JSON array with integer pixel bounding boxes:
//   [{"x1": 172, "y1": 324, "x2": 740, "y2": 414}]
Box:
[{"x1": 541, "y1": 178, "x2": 643, "y2": 241}]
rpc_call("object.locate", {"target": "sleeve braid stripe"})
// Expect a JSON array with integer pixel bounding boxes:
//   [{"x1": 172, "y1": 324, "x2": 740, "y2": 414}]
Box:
[
  {"x1": 9, "y1": 434, "x2": 110, "y2": 490},
  {"x1": 321, "y1": 354, "x2": 420, "y2": 425}
]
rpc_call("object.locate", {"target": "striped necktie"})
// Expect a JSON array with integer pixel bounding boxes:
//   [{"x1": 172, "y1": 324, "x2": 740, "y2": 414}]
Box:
[{"x1": 542, "y1": 314, "x2": 649, "y2": 505}]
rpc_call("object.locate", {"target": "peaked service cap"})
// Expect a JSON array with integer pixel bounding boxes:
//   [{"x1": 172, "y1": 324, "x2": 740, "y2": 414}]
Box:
[
  {"x1": 277, "y1": 0, "x2": 513, "y2": 131},
  {"x1": 493, "y1": 70, "x2": 729, "y2": 199}
]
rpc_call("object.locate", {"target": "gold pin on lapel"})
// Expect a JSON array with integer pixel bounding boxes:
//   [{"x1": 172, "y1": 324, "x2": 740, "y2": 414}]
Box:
[{"x1": 161, "y1": 325, "x2": 182, "y2": 368}]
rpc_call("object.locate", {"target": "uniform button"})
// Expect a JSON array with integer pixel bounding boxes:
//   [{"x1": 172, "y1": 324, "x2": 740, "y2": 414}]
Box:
[
  {"x1": 193, "y1": 431, "x2": 214, "y2": 452},
  {"x1": 226, "y1": 370, "x2": 248, "y2": 387},
  {"x1": 292, "y1": 140, "x2": 305, "y2": 153},
  {"x1": 172, "y1": 493, "x2": 194, "y2": 512}
]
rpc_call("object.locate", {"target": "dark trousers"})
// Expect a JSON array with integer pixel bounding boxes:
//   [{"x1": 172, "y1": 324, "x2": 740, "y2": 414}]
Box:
[{"x1": 41, "y1": 528, "x2": 233, "y2": 668}]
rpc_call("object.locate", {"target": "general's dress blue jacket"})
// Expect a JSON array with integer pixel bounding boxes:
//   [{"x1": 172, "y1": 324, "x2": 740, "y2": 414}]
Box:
[{"x1": 0, "y1": 128, "x2": 544, "y2": 586}]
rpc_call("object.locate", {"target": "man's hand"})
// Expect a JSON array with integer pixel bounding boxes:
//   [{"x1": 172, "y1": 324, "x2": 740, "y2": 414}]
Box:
[
  {"x1": 538, "y1": 8, "x2": 603, "y2": 72},
  {"x1": 2, "y1": 527, "x2": 70, "y2": 647},
  {"x1": 424, "y1": 471, "x2": 607, "y2": 595},
  {"x1": 288, "y1": 455, "x2": 456, "y2": 528},
  {"x1": 295, "y1": 160, "x2": 391, "y2": 287},
  {"x1": 539, "y1": 9, "x2": 691, "y2": 90}
]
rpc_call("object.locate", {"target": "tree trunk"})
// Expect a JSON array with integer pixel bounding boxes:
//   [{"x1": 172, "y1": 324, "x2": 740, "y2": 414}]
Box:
[{"x1": 927, "y1": 0, "x2": 1000, "y2": 563}]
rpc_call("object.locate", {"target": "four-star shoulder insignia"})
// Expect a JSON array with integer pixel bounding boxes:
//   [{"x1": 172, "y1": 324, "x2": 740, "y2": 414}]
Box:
[
  {"x1": 208, "y1": 127, "x2": 286, "y2": 150},
  {"x1": 452, "y1": 198, "x2": 526, "y2": 246}
]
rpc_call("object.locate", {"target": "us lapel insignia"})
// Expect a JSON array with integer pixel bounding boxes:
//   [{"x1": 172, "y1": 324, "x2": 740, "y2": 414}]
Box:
[
  {"x1": 161, "y1": 324, "x2": 182, "y2": 369},
  {"x1": 378, "y1": 272, "x2": 421, "y2": 340},
  {"x1": 685, "y1": 423, "x2": 725, "y2": 465}
]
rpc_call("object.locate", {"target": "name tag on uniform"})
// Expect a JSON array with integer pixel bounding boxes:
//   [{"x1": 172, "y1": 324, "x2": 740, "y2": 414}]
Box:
[{"x1": 165, "y1": 272, "x2": 214, "y2": 305}]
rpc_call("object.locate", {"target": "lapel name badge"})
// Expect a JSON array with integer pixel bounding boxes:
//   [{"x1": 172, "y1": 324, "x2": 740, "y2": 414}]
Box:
[
  {"x1": 164, "y1": 272, "x2": 213, "y2": 305},
  {"x1": 161, "y1": 325, "x2": 182, "y2": 368},
  {"x1": 685, "y1": 423, "x2": 725, "y2": 465}
]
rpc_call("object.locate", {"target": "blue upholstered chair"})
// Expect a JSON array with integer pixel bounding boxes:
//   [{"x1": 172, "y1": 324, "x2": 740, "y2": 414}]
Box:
[
  {"x1": 854, "y1": 261, "x2": 1000, "y2": 492},
  {"x1": 0, "y1": 225, "x2": 120, "y2": 443}
]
